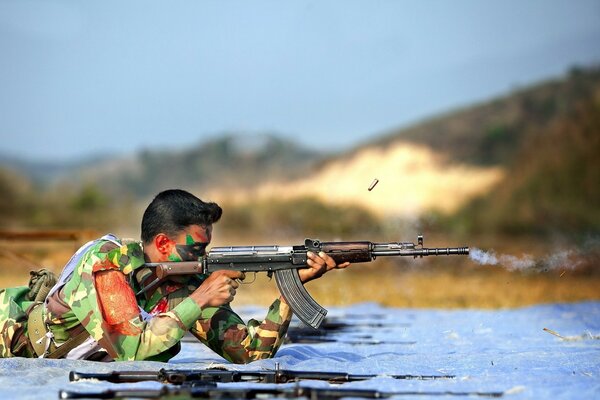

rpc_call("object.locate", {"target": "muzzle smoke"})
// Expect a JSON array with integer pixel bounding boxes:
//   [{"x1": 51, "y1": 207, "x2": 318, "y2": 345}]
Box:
[
  {"x1": 469, "y1": 238, "x2": 599, "y2": 272},
  {"x1": 469, "y1": 249, "x2": 535, "y2": 271}
]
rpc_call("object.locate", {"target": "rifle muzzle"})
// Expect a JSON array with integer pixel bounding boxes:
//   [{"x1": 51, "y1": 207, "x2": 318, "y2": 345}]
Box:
[{"x1": 420, "y1": 247, "x2": 469, "y2": 256}]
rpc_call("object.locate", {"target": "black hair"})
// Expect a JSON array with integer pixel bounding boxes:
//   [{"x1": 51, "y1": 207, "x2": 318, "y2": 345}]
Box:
[{"x1": 141, "y1": 189, "x2": 222, "y2": 244}]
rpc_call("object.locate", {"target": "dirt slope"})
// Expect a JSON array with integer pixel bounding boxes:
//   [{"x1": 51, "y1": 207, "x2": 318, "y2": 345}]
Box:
[{"x1": 206, "y1": 141, "x2": 504, "y2": 217}]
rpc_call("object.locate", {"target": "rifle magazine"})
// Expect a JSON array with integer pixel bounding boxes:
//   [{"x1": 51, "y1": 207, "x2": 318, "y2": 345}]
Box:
[{"x1": 274, "y1": 269, "x2": 327, "y2": 329}]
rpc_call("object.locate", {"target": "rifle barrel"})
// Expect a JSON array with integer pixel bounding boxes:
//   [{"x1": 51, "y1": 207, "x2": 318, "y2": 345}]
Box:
[
  {"x1": 69, "y1": 370, "x2": 160, "y2": 383},
  {"x1": 372, "y1": 244, "x2": 469, "y2": 257}
]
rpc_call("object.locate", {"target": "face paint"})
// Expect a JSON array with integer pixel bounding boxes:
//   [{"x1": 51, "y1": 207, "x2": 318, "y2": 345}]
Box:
[{"x1": 174, "y1": 234, "x2": 209, "y2": 261}]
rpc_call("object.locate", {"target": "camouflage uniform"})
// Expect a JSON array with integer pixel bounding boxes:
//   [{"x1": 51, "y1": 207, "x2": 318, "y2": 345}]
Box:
[
  {"x1": 0, "y1": 235, "x2": 292, "y2": 362},
  {"x1": 0, "y1": 286, "x2": 35, "y2": 358}
]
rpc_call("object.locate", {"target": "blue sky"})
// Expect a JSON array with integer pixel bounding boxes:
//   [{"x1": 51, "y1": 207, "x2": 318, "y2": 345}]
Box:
[{"x1": 1, "y1": 0, "x2": 599, "y2": 162}]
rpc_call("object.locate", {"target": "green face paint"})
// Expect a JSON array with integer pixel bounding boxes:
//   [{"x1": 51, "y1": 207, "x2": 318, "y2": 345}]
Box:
[
  {"x1": 168, "y1": 253, "x2": 183, "y2": 262},
  {"x1": 175, "y1": 234, "x2": 209, "y2": 261}
]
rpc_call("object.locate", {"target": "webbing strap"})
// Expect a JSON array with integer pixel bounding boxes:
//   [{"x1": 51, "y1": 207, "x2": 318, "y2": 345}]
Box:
[
  {"x1": 27, "y1": 303, "x2": 90, "y2": 359},
  {"x1": 47, "y1": 234, "x2": 120, "y2": 300},
  {"x1": 44, "y1": 329, "x2": 90, "y2": 359},
  {"x1": 27, "y1": 303, "x2": 47, "y2": 357}
]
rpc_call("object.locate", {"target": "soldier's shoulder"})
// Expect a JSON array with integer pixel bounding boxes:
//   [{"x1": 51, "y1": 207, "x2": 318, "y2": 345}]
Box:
[{"x1": 96, "y1": 237, "x2": 140, "y2": 253}]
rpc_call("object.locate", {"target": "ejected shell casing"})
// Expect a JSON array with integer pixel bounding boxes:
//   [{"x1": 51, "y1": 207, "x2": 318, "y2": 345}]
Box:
[{"x1": 368, "y1": 178, "x2": 379, "y2": 191}]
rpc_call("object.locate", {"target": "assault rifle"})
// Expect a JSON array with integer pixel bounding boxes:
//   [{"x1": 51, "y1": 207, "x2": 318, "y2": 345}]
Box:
[
  {"x1": 139, "y1": 235, "x2": 469, "y2": 328},
  {"x1": 69, "y1": 365, "x2": 455, "y2": 384},
  {"x1": 59, "y1": 383, "x2": 504, "y2": 399}
]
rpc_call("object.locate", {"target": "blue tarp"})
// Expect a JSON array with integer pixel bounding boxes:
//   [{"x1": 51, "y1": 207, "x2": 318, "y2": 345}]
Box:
[{"x1": 0, "y1": 302, "x2": 598, "y2": 399}]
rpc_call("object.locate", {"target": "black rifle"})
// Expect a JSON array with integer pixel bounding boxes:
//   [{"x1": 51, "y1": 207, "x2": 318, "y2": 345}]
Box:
[
  {"x1": 59, "y1": 383, "x2": 504, "y2": 399},
  {"x1": 138, "y1": 235, "x2": 469, "y2": 328},
  {"x1": 69, "y1": 366, "x2": 455, "y2": 384}
]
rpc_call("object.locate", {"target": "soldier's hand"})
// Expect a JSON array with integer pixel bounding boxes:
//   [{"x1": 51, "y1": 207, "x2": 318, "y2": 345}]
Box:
[
  {"x1": 190, "y1": 270, "x2": 245, "y2": 308},
  {"x1": 298, "y1": 251, "x2": 351, "y2": 284}
]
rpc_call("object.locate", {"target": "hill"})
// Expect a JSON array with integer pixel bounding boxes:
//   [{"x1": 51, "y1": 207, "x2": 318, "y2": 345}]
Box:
[
  {"x1": 371, "y1": 66, "x2": 600, "y2": 167},
  {"x1": 78, "y1": 133, "x2": 324, "y2": 198},
  {"x1": 450, "y1": 68, "x2": 600, "y2": 237},
  {"x1": 0, "y1": 133, "x2": 323, "y2": 196},
  {"x1": 205, "y1": 141, "x2": 504, "y2": 219},
  {"x1": 1, "y1": 66, "x2": 598, "y2": 238},
  {"x1": 208, "y1": 66, "x2": 600, "y2": 233}
]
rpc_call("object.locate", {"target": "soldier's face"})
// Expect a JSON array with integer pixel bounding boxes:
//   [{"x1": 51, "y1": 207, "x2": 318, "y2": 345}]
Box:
[{"x1": 169, "y1": 224, "x2": 213, "y2": 262}]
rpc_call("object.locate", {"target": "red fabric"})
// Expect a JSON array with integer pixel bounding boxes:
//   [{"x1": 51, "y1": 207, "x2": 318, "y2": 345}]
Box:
[
  {"x1": 92, "y1": 258, "x2": 119, "y2": 273},
  {"x1": 150, "y1": 298, "x2": 169, "y2": 316},
  {"x1": 148, "y1": 283, "x2": 182, "y2": 316},
  {"x1": 95, "y1": 270, "x2": 141, "y2": 336}
]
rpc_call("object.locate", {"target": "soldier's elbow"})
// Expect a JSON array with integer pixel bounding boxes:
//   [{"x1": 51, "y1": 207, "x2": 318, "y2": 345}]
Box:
[
  {"x1": 226, "y1": 352, "x2": 254, "y2": 364},
  {"x1": 226, "y1": 350, "x2": 276, "y2": 364}
]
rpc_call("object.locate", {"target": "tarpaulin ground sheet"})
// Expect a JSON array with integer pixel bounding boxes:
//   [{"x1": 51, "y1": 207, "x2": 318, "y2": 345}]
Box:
[{"x1": 0, "y1": 302, "x2": 598, "y2": 399}]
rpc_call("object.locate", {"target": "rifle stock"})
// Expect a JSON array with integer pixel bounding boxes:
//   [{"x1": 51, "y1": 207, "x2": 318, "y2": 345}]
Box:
[{"x1": 139, "y1": 236, "x2": 469, "y2": 329}]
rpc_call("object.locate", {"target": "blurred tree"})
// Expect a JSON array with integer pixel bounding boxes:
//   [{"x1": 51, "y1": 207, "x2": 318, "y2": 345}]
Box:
[
  {"x1": 0, "y1": 167, "x2": 34, "y2": 226},
  {"x1": 71, "y1": 183, "x2": 108, "y2": 213}
]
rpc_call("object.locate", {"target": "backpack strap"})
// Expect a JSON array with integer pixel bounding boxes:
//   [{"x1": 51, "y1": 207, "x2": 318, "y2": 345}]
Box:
[
  {"x1": 28, "y1": 234, "x2": 153, "y2": 358},
  {"x1": 47, "y1": 234, "x2": 121, "y2": 300},
  {"x1": 27, "y1": 234, "x2": 120, "y2": 359}
]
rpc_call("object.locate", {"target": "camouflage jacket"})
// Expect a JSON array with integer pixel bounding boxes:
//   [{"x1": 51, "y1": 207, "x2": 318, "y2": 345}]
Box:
[{"x1": 5, "y1": 235, "x2": 292, "y2": 362}]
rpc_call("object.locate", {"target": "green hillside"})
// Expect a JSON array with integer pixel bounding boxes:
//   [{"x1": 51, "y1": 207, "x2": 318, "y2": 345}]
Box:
[
  {"x1": 449, "y1": 68, "x2": 600, "y2": 237},
  {"x1": 373, "y1": 66, "x2": 600, "y2": 168}
]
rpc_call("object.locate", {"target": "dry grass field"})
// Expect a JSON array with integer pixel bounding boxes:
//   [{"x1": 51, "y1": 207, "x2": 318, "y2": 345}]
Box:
[{"x1": 232, "y1": 260, "x2": 600, "y2": 309}]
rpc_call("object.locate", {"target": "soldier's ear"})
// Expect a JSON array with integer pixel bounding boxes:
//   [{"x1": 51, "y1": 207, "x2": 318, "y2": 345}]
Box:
[{"x1": 154, "y1": 234, "x2": 174, "y2": 255}]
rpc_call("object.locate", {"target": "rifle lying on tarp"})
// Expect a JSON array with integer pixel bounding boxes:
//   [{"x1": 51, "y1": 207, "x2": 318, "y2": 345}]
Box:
[
  {"x1": 138, "y1": 235, "x2": 469, "y2": 328},
  {"x1": 69, "y1": 365, "x2": 455, "y2": 384},
  {"x1": 59, "y1": 383, "x2": 504, "y2": 399}
]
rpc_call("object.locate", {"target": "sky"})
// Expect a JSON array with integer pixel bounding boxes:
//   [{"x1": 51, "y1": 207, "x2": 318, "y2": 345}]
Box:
[{"x1": 1, "y1": 0, "x2": 599, "y2": 162}]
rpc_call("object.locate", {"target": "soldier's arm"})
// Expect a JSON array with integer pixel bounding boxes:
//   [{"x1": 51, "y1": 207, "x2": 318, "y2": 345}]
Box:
[
  {"x1": 95, "y1": 269, "x2": 204, "y2": 361},
  {"x1": 91, "y1": 245, "x2": 204, "y2": 361},
  {"x1": 93, "y1": 243, "x2": 292, "y2": 362},
  {"x1": 189, "y1": 297, "x2": 292, "y2": 364}
]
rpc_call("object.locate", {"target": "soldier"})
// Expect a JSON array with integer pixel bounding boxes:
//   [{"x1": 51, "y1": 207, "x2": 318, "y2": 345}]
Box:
[{"x1": 0, "y1": 189, "x2": 349, "y2": 362}]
